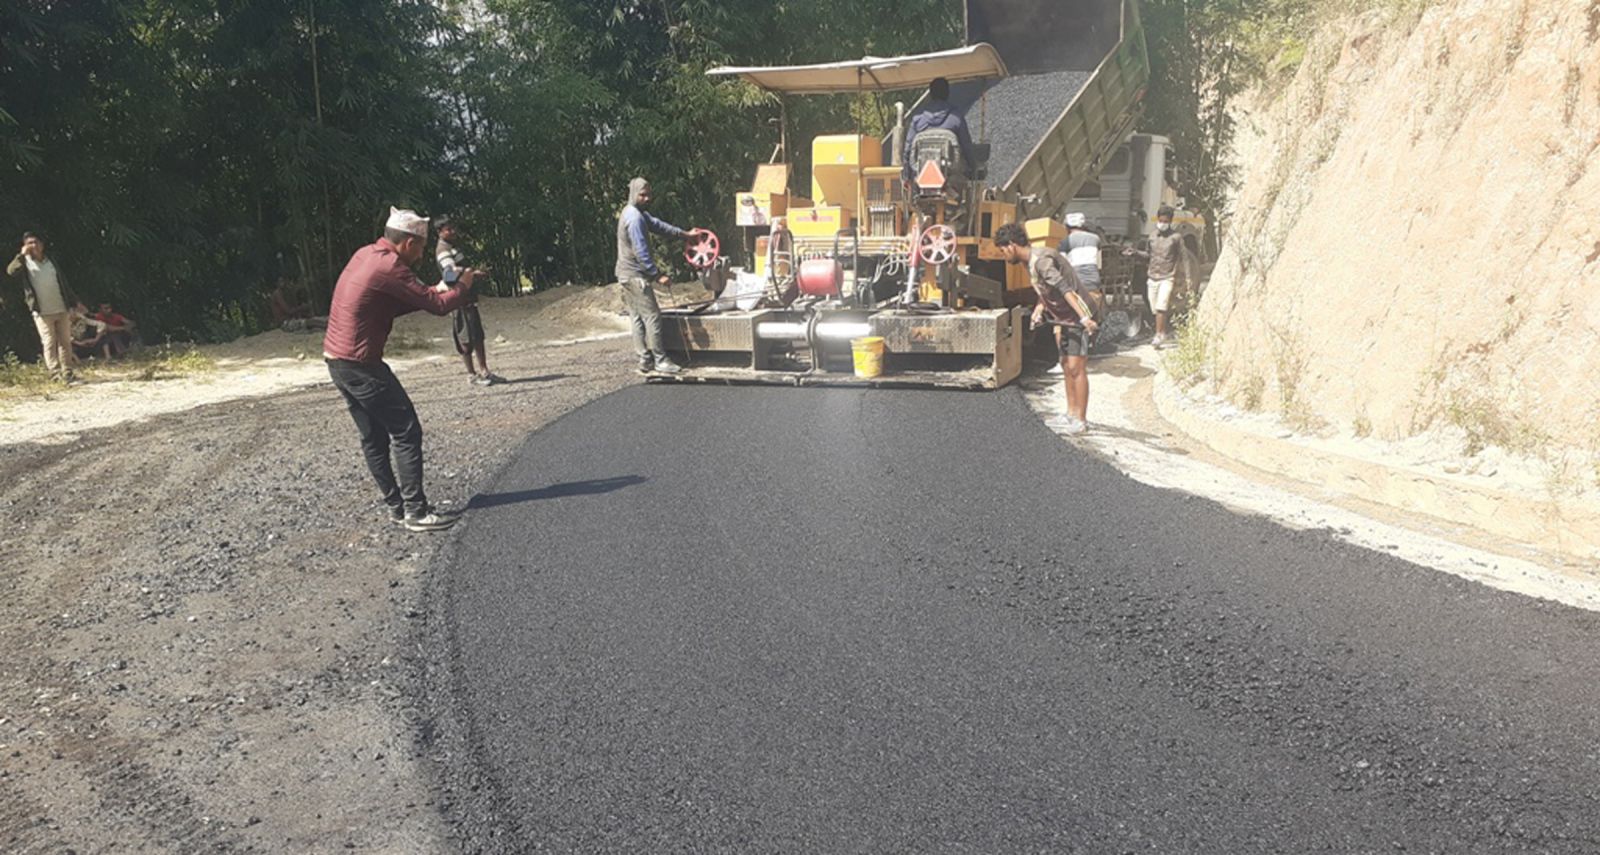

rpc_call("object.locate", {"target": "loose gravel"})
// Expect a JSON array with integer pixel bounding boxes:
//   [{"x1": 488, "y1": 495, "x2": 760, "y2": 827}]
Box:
[{"x1": 0, "y1": 334, "x2": 633, "y2": 853}]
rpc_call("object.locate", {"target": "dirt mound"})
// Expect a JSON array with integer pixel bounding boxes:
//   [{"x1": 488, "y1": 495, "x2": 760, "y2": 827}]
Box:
[{"x1": 1198, "y1": 1, "x2": 1600, "y2": 482}]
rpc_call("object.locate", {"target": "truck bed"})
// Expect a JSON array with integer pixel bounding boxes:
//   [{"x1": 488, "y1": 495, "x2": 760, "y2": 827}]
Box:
[{"x1": 953, "y1": 71, "x2": 1094, "y2": 191}]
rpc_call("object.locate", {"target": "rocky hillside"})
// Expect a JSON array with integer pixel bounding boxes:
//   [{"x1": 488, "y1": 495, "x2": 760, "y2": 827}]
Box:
[{"x1": 1197, "y1": 0, "x2": 1600, "y2": 473}]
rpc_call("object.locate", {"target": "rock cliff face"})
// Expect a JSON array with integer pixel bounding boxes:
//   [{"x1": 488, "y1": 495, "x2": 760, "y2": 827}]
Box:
[{"x1": 1200, "y1": 0, "x2": 1600, "y2": 463}]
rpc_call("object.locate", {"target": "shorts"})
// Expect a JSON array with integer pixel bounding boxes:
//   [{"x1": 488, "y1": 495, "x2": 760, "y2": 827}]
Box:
[
  {"x1": 1056, "y1": 325, "x2": 1090, "y2": 358},
  {"x1": 452, "y1": 304, "x2": 485, "y2": 353},
  {"x1": 1147, "y1": 277, "x2": 1175, "y2": 313}
]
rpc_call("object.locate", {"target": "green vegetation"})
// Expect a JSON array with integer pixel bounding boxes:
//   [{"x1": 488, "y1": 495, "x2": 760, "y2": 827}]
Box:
[
  {"x1": 0, "y1": 351, "x2": 58, "y2": 397},
  {"x1": 1442, "y1": 387, "x2": 1547, "y2": 459},
  {"x1": 117, "y1": 344, "x2": 217, "y2": 382},
  {"x1": 1, "y1": 0, "x2": 958, "y2": 359},
  {"x1": 1162, "y1": 321, "x2": 1212, "y2": 387}
]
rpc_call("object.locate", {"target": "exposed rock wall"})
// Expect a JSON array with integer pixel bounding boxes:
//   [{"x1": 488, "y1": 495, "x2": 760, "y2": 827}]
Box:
[{"x1": 1200, "y1": 0, "x2": 1600, "y2": 463}]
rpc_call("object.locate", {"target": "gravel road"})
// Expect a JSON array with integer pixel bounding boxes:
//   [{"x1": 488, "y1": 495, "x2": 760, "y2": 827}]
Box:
[
  {"x1": 0, "y1": 337, "x2": 632, "y2": 853},
  {"x1": 431, "y1": 384, "x2": 1600, "y2": 853}
]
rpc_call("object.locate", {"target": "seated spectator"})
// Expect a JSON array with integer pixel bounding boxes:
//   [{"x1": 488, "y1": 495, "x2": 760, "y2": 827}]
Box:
[
  {"x1": 270, "y1": 282, "x2": 326, "y2": 332},
  {"x1": 70, "y1": 302, "x2": 108, "y2": 361},
  {"x1": 93, "y1": 302, "x2": 136, "y2": 358}
]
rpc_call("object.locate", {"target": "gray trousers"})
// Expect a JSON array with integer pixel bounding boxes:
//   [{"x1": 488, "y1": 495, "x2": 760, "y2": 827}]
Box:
[{"x1": 622, "y1": 278, "x2": 665, "y2": 364}]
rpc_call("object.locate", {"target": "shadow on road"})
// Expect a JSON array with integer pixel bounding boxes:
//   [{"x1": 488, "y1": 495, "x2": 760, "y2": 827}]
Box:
[
  {"x1": 468, "y1": 475, "x2": 647, "y2": 509},
  {"x1": 500, "y1": 373, "x2": 574, "y2": 385}
]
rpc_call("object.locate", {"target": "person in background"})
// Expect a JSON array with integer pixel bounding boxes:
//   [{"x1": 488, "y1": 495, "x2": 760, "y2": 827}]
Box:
[
  {"x1": 93, "y1": 302, "x2": 136, "y2": 358},
  {"x1": 5, "y1": 232, "x2": 80, "y2": 383},
  {"x1": 902, "y1": 76, "x2": 976, "y2": 182},
  {"x1": 434, "y1": 216, "x2": 499, "y2": 386},
  {"x1": 1052, "y1": 212, "x2": 1106, "y2": 373},
  {"x1": 1125, "y1": 205, "x2": 1185, "y2": 348},
  {"x1": 323, "y1": 207, "x2": 478, "y2": 533},
  {"x1": 70, "y1": 301, "x2": 108, "y2": 361},
  {"x1": 270, "y1": 279, "x2": 327, "y2": 332},
  {"x1": 615, "y1": 177, "x2": 693, "y2": 375},
  {"x1": 994, "y1": 222, "x2": 1100, "y2": 434}
]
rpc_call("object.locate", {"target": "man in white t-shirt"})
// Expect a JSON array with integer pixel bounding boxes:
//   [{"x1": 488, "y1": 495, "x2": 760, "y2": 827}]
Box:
[{"x1": 5, "y1": 232, "x2": 80, "y2": 382}]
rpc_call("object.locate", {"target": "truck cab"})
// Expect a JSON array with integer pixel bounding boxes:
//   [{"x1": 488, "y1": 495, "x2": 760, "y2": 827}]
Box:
[{"x1": 1071, "y1": 133, "x2": 1208, "y2": 259}]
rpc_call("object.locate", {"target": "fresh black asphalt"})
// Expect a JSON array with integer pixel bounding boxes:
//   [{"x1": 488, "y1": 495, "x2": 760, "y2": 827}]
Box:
[{"x1": 429, "y1": 385, "x2": 1600, "y2": 853}]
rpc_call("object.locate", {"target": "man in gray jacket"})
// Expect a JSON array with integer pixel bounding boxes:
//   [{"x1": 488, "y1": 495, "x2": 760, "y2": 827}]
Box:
[
  {"x1": 5, "y1": 232, "x2": 80, "y2": 382},
  {"x1": 616, "y1": 177, "x2": 691, "y2": 374}
]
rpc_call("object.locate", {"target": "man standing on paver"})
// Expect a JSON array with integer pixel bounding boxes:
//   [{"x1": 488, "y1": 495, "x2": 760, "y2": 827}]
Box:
[
  {"x1": 616, "y1": 177, "x2": 691, "y2": 375},
  {"x1": 995, "y1": 222, "x2": 1100, "y2": 433},
  {"x1": 435, "y1": 216, "x2": 500, "y2": 387},
  {"x1": 5, "y1": 232, "x2": 80, "y2": 383},
  {"x1": 1125, "y1": 205, "x2": 1184, "y2": 348},
  {"x1": 324, "y1": 207, "x2": 477, "y2": 532}
]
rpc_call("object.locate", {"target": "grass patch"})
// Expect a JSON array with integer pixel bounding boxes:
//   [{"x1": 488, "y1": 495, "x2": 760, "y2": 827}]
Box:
[
  {"x1": 1162, "y1": 322, "x2": 1212, "y2": 387},
  {"x1": 1442, "y1": 387, "x2": 1546, "y2": 457},
  {"x1": 117, "y1": 344, "x2": 216, "y2": 382},
  {"x1": 1353, "y1": 413, "x2": 1373, "y2": 438},
  {"x1": 1240, "y1": 374, "x2": 1266, "y2": 412},
  {"x1": 0, "y1": 351, "x2": 60, "y2": 397}
]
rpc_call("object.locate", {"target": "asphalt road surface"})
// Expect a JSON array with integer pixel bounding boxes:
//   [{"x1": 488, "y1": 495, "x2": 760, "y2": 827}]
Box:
[{"x1": 430, "y1": 385, "x2": 1600, "y2": 853}]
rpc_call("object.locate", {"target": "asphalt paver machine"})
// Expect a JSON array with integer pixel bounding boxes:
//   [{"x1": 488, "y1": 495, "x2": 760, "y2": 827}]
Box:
[{"x1": 657, "y1": 0, "x2": 1149, "y2": 390}]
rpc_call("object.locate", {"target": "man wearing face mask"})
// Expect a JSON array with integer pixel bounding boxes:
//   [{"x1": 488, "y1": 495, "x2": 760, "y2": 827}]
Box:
[
  {"x1": 324, "y1": 207, "x2": 478, "y2": 532},
  {"x1": 1125, "y1": 205, "x2": 1185, "y2": 348},
  {"x1": 616, "y1": 177, "x2": 691, "y2": 375}
]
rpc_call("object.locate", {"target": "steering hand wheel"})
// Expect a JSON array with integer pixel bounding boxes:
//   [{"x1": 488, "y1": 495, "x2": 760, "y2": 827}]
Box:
[
  {"x1": 684, "y1": 228, "x2": 721, "y2": 270},
  {"x1": 917, "y1": 224, "x2": 957, "y2": 266}
]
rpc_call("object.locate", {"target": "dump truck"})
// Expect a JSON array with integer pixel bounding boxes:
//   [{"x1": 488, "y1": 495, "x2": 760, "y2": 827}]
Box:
[{"x1": 656, "y1": 0, "x2": 1151, "y2": 389}]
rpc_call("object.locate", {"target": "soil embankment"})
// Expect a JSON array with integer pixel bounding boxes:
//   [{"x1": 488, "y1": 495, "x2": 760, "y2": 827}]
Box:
[{"x1": 1188, "y1": 0, "x2": 1600, "y2": 556}]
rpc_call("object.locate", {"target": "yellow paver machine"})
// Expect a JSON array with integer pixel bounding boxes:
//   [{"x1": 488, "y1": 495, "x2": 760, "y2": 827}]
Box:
[{"x1": 657, "y1": 0, "x2": 1149, "y2": 389}]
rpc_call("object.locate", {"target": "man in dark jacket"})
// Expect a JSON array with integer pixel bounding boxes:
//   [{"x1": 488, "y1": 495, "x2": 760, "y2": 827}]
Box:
[
  {"x1": 615, "y1": 177, "x2": 692, "y2": 374},
  {"x1": 5, "y1": 232, "x2": 80, "y2": 382},
  {"x1": 902, "y1": 77, "x2": 977, "y2": 183}
]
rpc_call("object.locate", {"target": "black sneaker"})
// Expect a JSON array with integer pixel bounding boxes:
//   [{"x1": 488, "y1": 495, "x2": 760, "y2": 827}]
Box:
[
  {"x1": 387, "y1": 505, "x2": 406, "y2": 526},
  {"x1": 637, "y1": 361, "x2": 655, "y2": 375},
  {"x1": 403, "y1": 512, "x2": 459, "y2": 532}
]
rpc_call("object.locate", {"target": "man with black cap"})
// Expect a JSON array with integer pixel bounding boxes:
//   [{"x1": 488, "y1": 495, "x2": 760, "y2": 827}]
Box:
[
  {"x1": 615, "y1": 177, "x2": 691, "y2": 374},
  {"x1": 434, "y1": 216, "x2": 499, "y2": 386},
  {"x1": 324, "y1": 207, "x2": 478, "y2": 532}
]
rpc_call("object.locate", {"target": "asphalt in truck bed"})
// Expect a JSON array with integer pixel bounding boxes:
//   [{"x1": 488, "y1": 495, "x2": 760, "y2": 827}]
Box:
[
  {"x1": 953, "y1": 71, "x2": 1093, "y2": 188},
  {"x1": 427, "y1": 385, "x2": 1600, "y2": 853}
]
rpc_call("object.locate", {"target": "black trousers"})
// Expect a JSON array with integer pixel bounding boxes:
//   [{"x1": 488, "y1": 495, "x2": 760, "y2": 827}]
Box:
[{"x1": 327, "y1": 359, "x2": 429, "y2": 517}]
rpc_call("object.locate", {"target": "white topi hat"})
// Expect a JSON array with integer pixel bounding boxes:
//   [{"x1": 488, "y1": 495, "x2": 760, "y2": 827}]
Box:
[
  {"x1": 1065, "y1": 212, "x2": 1086, "y2": 228},
  {"x1": 386, "y1": 206, "x2": 430, "y2": 238}
]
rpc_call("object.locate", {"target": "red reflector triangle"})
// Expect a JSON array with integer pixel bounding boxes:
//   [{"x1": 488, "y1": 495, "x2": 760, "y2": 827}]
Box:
[{"x1": 916, "y1": 159, "x2": 945, "y2": 189}]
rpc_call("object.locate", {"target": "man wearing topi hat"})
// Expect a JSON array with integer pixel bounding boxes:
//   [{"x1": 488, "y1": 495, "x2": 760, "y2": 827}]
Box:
[{"x1": 323, "y1": 207, "x2": 478, "y2": 532}]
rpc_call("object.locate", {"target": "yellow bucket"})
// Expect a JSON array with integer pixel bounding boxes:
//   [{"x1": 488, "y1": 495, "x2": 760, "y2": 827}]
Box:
[{"x1": 850, "y1": 336, "x2": 885, "y2": 379}]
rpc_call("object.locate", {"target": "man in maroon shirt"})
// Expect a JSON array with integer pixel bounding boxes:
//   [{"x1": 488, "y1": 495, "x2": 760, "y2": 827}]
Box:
[{"x1": 324, "y1": 207, "x2": 478, "y2": 532}]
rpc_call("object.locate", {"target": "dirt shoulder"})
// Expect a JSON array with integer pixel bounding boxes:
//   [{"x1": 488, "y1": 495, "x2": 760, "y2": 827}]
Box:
[
  {"x1": 0, "y1": 293, "x2": 635, "y2": 852},
  {"x1": 1022, "y1": 344, "x2": 1600, "y2": 612},
  {"x1": 0, "y1": 288, "x2": 631, "y2": 448}
]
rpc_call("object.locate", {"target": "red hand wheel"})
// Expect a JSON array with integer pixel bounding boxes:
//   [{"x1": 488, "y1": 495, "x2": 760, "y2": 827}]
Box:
[
  {"x1": 917, "y1": 224, "x2": 957, "y2": 266},
  {"x1": 684, "y1": 229, "x2": 720, "y2": 270}
]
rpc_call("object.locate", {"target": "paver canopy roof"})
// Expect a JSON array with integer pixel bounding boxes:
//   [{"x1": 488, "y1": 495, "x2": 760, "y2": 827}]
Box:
[{"x1": 706, "y1": 44, "x2": 1008, "y2": 95}]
